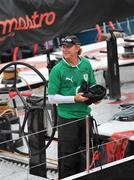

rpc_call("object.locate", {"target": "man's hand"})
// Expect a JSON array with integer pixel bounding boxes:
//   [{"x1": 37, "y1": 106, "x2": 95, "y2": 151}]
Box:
[{"x1": 74, "y1": 92, "x2": 89, "y2": 102}]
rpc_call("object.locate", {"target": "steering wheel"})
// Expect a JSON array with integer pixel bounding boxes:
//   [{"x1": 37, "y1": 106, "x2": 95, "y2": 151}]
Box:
[{"x1": 0, "y1": 61, "x2": 57, "y2": 155}]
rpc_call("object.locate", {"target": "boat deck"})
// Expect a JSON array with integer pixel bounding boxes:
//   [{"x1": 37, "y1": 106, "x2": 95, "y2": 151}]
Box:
[{"x1": 0, "y1": 67, "x2": 134, "y2": 180}]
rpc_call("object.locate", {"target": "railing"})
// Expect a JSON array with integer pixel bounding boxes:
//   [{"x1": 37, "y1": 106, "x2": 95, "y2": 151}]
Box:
[{"x1": 0, "y1": 109, "x2": 134, "y2": 180}]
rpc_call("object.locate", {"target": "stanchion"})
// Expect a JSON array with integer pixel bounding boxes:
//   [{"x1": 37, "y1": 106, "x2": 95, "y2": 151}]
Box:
[{"x1": 86, "y1": 115, "x2": 90, "y2": 173}]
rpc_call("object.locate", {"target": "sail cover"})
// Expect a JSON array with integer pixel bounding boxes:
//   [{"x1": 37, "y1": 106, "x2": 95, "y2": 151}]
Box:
[{"x1": 0, "y1": 0, "x2": 134, "y2": 51}]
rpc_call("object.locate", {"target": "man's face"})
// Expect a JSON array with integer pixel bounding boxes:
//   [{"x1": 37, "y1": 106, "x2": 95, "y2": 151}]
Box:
[{"x1": 62, "y1": 44, "x2": 80, "y2": 60}]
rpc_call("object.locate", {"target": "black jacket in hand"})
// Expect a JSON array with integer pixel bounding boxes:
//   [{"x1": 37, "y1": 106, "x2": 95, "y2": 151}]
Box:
[{"x1": 78, "y1": 81, "x2": 106, "y2": 105}]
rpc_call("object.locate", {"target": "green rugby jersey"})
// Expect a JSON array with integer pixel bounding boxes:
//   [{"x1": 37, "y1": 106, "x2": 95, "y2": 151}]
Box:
[{"x1": 48, "y1": 57, "x2": 96, "y2": 119}]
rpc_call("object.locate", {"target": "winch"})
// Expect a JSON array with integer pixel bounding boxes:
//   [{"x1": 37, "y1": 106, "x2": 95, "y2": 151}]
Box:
[
  {"x1": 122, "y1": 44, "x2": 134, "y2": 58},
  {"x1": 1, "y1": 66, "x2": 21, "y2": 84},
  {"x1": 122, "y1": 37, "x2": 134, "y2": 58}
]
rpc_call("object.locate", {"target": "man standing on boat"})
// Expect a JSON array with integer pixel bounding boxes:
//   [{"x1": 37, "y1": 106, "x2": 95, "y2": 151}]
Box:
[{"x1": 48, "y1": 35, "x2": 96, "y2": 179}]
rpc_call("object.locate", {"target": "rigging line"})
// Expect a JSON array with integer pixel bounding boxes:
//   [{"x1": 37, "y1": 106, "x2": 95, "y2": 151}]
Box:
[
  {"x1": 0, "y1": 116, "x2": 92, "y2": 146},
  {"x1": 18, "y1": 75, "x2": 32, "y2": 91},
  {"x1": 29, "y1": 148, "x2": 87, "y2": 171},
  {"x1": 21, "y1": 116, "x2": 85, "y2": 140},
  {"x1": 1, "y1": 129, "x2": 131, "y2": 174},
  {"x1": 0, "y1": 115, "x2": 101, "y2": 158},
  {"x1": 0, "y1": 119, "x2": 75, "y2": 145},
  {"x1": 27, "y1": 133, "x2": 132, "y2": 173}
]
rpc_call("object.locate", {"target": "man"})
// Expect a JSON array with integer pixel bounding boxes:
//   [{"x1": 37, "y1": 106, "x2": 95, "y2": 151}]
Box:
[{"x1": 48, "y1": 35, "x2": 96, "y2": 179}]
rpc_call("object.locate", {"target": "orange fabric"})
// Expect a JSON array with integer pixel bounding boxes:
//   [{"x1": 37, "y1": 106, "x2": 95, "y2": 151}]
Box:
[
  {"x1": 106, "y1": 130, "x2": 134, "y2": 162},
  {"x1": 33, "y1": 43, "x2": 39, "y2": 55},
  {"x1": 88, "y1": 130, "x2": 134, "y2": 168},
  {"x1": 108, "y1": 21, "x2": 115, "y2": 30},
  {"x1": 13, "y1": 47, "x2": 19, "y2": 61}
]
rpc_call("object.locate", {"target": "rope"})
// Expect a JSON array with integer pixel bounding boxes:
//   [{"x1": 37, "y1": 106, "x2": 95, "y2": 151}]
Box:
[
  {"x1": 111, "y1": 104, "x2": 134, "y2": 121},
  {"x1": 0, "y1": 99, "x2": 15, "y2": 116},
  {"x1": 0, "y1": 108, "x2": 15, "y2": 117}
]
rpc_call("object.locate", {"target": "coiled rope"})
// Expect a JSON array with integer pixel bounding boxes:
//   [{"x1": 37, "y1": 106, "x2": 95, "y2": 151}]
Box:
[{"x1": 111, "y1": 104, "x2": 134, "y2": 121}]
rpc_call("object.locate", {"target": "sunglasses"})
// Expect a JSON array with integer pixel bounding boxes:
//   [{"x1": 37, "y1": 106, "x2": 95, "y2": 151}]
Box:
[{"x1": 61, "y1": 38, "x2": 74, "y2": 44}]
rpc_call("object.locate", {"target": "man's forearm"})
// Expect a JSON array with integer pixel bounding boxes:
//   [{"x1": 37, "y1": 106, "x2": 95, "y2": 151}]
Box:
[{"x1": 48, "y1": 94, "x2": 75, "y2": 104}]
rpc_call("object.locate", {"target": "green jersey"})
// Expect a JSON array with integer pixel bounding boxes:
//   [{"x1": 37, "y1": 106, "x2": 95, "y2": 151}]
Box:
[{"x1": 48, "y1": 57, "x2": 96, "y2": 119}]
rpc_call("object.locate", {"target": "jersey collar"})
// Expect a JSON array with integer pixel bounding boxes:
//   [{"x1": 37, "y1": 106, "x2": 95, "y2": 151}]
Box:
[{"x1": 63, "y1": 57, "x2": 81, "y2": 67}]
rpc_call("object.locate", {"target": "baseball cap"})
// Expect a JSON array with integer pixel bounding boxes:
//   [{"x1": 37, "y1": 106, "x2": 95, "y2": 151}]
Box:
[{"x1": 61, "y1": 35, "x2": 80, "y2": 46}]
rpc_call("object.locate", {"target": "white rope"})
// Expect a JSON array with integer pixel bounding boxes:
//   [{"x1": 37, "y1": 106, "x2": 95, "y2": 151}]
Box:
[{"x1": 0, "y1": 109, "x2": 14, "y2": 117}]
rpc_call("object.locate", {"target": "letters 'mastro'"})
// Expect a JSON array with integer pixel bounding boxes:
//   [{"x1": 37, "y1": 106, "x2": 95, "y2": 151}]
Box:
[{"x1": 0, "y1": 11, "x2": 56, "y2": 35}]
